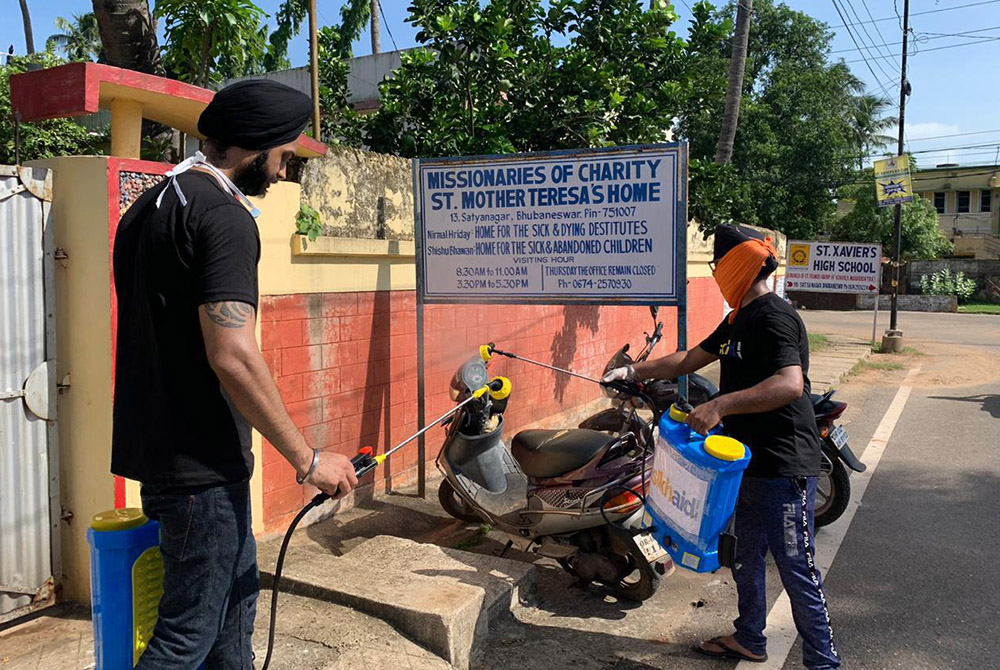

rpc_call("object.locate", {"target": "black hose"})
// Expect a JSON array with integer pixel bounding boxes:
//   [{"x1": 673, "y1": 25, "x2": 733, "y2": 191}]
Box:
[{"x1": 260, "y1": 492, "x2": 328, "y2": 670}]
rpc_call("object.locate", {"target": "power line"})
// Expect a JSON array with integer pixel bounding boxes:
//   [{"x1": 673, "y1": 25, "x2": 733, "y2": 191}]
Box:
[
  {"x1": 843, "y1": 35, "x2": 1000, "y2": 63},
  {"x1": 831, "y1": 0, "x2": 895, "y2": 98},
  {"x1": 831, "y1": 25, "x2": 1000, "y2": 54},
  {"x1": 834, "y1": 0, "x2": 1000, "y2": 28},
  {"x1": 907, "y1": 128, "x2": 1000, "y2": 143},
  {"x1": 379, "y1": 2, "x2": 398, "y2": 52},
  {"x1": 841, "y1": 0, "x2": 899, "y2": 82},
  {"x1": 860, "y1": 0, "x2": 900, "y2": 65}
]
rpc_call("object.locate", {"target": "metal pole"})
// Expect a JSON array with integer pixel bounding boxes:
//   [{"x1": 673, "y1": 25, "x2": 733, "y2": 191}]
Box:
[
  {"x1": 413, "y1": 159, "x2": 426, "y2": 498},
  {"x1": 677, "y1": 144, "x2": 690, "y2": 402},
  {"x1": 308, "y1": 0, "x2": 321, "y2": 141},
  {"x1": 872, "y1": 262, "x2": 881, "y2": 350},
  {"x1": 889, "y1": 0, "x2": 909, "y2": 334}
]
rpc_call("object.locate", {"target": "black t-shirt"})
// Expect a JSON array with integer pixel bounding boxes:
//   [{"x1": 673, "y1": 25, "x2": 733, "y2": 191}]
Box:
[
  {"x1": 112, "y1": 171, "x2": 260, "y2": 489},
  {"x1": 698, "y1": 293, "x2": 821, "y2": 478}
]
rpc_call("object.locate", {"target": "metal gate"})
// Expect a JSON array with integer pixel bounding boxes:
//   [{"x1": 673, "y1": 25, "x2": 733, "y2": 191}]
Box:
[{"x1": 0, "y1": 166, "x2": 59, "y2": 624}]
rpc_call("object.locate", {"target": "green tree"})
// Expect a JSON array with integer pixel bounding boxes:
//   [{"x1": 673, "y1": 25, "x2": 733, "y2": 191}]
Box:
[
  {"x1": 831, "y1": 178, "x2": 952, "y2": 260},
  {"x1": 156, "y1": 0, "x2": 269, "y2": 86},
  {"x1": 679, "y1": 0, "x2": 891, "y2": 238},
  {"x1": 1, "y1": 53, "x2": 107, "y2": 163},
  {"x1": 47, "y1": 13, "x2": 105, "y2": 63},
  {"x1": 364, "y1": 0, "x2": 688, "y2": 157}
]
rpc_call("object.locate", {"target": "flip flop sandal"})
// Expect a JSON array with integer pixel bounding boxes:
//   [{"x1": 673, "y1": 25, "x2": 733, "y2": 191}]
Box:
[{"x1": 693, "y1": 636, "x2": 768, "y2": 663}]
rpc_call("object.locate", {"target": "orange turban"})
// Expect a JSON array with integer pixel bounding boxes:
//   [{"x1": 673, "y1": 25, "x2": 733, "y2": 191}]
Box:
[{"x1": 713, "y1": 237, "x2": 778, "y2": 323}]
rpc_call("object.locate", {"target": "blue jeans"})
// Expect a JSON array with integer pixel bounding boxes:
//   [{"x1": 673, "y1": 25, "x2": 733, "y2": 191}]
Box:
[
  {"x1": 137, "y1": 480, "x2": 259, "y2": 670},
  {"x1": 732, "y1": 476, "x2": 841, "y2": 670}
]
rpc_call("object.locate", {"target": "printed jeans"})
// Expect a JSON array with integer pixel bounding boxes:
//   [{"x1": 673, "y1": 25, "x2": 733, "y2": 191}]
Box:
[
  {"x1": 137, "y1": 480, "x2": 259, "y2": 670},
  {"x1": 732, "y1": 476, "x2": 841, "y2": 670}
]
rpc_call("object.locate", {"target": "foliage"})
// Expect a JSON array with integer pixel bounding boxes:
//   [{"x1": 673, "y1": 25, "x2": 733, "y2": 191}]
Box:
[
  {"x1": 264, "y1": 0, "x2": 309, "y2": 71},
  {"x1": 156, "y1": 0, "x2": 269, "y2": 86},
  {"x1": 47, "y1": 13, "x2": 105, "y2": 62},
  {"x1": 678, "y1": 0, "x2": 885, "y2": 238},
  {"x1": 364, "y1": 0, "x2": 688, "y2": 157},
  {"x1": 315, "y1": 0, "x2": 374, "y2": 146},
  {"x1": 831, "y1": 177, "x2": 952, "y2": 260},
  {"x1": 0, "y1": 52, "x2": 107, "y2": 164},
  {"x1": 958, "y1": 302, "x2": 1000, "y2": 314},
  {"x1": 295, "y1": 203, "x2": 322, "y2": 241},
  {"x1": 920, "y1": 269, "x2": 976, "y2": 303}
]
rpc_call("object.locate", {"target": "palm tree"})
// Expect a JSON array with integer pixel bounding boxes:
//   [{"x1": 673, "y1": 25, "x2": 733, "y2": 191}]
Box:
[
  {"x1": 851, "y1": 94, "x2": 897, "y2": 168},
  {"x1": 715, "y1": 0, "x2": 753, "y2": 164},
  {"x1": 91, "y1": 0, "x2": 163, "y2": 75},
  {"x1": 18, "y1": 0, "x2": 35, "y2": 54},
  {"x1": 47, "y1": 13, "x2": 105, "y2": 62}
]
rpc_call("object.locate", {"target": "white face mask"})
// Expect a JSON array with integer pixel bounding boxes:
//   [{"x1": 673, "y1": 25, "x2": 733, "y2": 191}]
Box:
[{"x1": 154, "y1": 151, "x2": 261, "y2": 219}]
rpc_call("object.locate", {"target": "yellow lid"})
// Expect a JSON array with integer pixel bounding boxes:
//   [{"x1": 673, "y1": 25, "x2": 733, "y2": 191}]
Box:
[
  {"x1": 479, "y1": 344, "x2": 493, "y2": 362},
  {"x1": 490, "y1": 376, "x2": 512, "y2": 400},
  {"x1": 91, "y1": 508, "x2": 148, "y2": 532},
  {"x1": 669, "y1": 403, "x2": 689, "y2": 422},
  {"x1": 704, "y1": 435, "x2": 746, "y2": 462}
]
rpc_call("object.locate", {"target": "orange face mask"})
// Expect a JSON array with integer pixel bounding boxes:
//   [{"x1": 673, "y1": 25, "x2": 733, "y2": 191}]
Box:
[{"x1": 712, "y1": 237, "x2": 778, "y2": 323}]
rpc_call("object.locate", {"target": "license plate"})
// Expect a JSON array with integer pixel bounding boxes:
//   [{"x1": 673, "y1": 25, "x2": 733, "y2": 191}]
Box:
[
  {"x1": 634, "y1": 532, "x2": 668, "y2": 563},
  {"x1": 830, "y1": 425, "x2": 849, "y2": 449}
]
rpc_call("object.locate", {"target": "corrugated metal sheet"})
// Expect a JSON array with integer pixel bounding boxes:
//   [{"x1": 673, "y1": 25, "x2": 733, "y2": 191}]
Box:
[{"x1": 0, "y1": 166, "x2": 54, "y2": 621}]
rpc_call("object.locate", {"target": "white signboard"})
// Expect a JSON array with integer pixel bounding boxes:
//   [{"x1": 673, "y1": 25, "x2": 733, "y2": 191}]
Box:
[
  {"x1": 416, "y1": 145, "x2": 686, "y2": 304},
  {"x1": 785, "y1": 241, "x2": 882, "y2": 294}
]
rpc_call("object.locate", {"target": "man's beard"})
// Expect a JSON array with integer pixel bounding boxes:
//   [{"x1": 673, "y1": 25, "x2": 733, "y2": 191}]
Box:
[{"x1": 232, "y1": 151, "x2": 276, "y2": 196}]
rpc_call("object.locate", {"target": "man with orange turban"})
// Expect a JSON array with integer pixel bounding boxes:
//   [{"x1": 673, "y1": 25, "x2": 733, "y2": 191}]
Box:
[{"x1": 604, "y1": 224, "x2": 839, "y2": 669}]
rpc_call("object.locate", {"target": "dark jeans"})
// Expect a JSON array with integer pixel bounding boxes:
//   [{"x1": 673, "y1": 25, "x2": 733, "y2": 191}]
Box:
[
  {"x1": 732, "y1": 476, "x2": 841, "y2": 670},
  {"x1": 138, "y1": 480, "x2": 259, "y2": 670}
]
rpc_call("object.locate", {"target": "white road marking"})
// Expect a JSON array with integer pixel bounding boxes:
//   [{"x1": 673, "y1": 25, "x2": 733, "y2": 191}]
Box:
[{"x1": 736, "y1": 366, "x2": 922, "y2": 669}]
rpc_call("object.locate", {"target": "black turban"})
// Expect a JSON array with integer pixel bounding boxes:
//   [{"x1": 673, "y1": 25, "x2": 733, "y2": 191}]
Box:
[
  {"x1": 198, "y1": 79, "x2": 312, "y2": 151},
  {"x1": 713, "y1": 224, "x2": 779, "y2": 275}
]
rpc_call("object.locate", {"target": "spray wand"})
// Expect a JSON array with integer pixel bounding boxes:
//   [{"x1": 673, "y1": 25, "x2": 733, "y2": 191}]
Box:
[{"x1": 261, "y1": 383, "x2": 498, "y2": 669}]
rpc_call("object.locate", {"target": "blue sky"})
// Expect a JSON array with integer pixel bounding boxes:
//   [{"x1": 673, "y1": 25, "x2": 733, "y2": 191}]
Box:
[{"x1": 5, "y1": 0, "x2": 998, "y2": 166}]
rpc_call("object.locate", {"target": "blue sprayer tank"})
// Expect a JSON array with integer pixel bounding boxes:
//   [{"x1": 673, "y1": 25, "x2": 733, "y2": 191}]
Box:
[
  {"x1": 87, "y1": 508, "x2": 164, "y2": 669},
  {"x1": 645, "y1": 403, "x2": 751, "y2": 573}
]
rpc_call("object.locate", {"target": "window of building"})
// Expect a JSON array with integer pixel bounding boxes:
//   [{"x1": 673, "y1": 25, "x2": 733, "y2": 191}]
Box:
[
  {"x1": 933, "y1": 192, "x2": 946, "y2": 214},
  {"x1": 981, "y1": 190, "x2": 992, "y2": 213},
  {"x1": 957, "y1": 191, "x2": 971, "y2": 213}
]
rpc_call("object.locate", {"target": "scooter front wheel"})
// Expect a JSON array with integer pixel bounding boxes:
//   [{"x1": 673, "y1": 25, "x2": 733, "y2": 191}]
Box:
[{"x1": 438, "y1": 479, "x2": 483, "y2": 523}]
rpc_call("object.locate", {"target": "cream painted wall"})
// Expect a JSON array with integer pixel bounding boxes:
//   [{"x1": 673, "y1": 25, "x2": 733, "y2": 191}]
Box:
[{"x1": 30, "y1": 156, "x2": 116, "y2": 603}]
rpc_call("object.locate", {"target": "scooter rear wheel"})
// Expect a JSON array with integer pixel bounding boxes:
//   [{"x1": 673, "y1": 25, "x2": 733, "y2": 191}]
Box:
[{"x1": 438, "y1": 479, "x2": 483, "y2": 523}]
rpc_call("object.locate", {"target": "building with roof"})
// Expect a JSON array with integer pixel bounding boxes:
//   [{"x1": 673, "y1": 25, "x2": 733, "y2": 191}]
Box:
[{"x1": 913, "y1": 163, "x2": 1000, "y2": 259}]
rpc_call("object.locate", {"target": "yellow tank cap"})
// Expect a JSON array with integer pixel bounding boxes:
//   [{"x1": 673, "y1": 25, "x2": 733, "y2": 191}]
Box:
[
  {"x1": 669, "y1": 403, "x2": 689, "y2": 423},
  {"x1": 490, "y1": 376, "x2": 512, "y2": 400},
  {"x1": 479, "y1": 344, "x2": 493, "y2": 362},
  {"x1": 91, "y1": 508, "x2": 148, "y2": 532},
  {"x1": 704, "y1": 435, "x2": 746, "y2": 462}
]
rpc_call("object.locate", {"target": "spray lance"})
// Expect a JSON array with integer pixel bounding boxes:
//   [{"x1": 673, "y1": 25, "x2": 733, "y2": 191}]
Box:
[{"x1": 260, "y1": 379, "x2": 505, "y2": 670}]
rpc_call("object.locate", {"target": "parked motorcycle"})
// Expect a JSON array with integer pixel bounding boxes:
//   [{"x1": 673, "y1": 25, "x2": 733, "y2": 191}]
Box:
[{"x1": 435, "y1": 350, "x2": 671, "y2": 602}]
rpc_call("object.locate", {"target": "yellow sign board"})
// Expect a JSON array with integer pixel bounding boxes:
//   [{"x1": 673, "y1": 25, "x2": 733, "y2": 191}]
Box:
[
  {"x1": 788, "y1": 243, "x2": 811, "y2": 267},
  {"x1": 873, "y1": 155, "x2": 914, "y2": 207}
]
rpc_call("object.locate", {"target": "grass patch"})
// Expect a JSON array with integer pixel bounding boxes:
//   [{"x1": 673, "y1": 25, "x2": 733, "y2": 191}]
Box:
[
  {"x1": 808, "y1": 333, "x2": 832, "y2": 353},
  {"x1": 452, "y1": 523, "x2": 492, "y2": 551},
  {"x1": 845, "y1": 359, "x2": 904, "y2": 381},
  {"x1": 958, "y1": 302, "x2": 1000, "y2": 315},
  {"x1": 872, "y1": 343, "x2": 923, "y2": 356}
]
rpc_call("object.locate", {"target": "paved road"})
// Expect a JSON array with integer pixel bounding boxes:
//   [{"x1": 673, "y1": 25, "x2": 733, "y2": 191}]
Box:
[{"x1": 800, "y1": 309, "x2": 1000, "y2": 350}]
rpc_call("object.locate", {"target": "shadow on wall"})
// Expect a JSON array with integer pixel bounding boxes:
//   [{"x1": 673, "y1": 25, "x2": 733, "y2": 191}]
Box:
[{"x1": 551, "y1": 306, "x2": 601, "y2": 403}]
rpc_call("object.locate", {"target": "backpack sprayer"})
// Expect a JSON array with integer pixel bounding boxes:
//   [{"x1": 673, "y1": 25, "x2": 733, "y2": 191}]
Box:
[{"x1": 260, "y1": 379, "x2": 504, "y2": 670}]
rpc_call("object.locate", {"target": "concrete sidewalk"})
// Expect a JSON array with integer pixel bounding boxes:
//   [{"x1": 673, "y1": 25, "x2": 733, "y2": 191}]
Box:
[{"x1": 808, "y1": 333, "x2": 872, "y2": 391}]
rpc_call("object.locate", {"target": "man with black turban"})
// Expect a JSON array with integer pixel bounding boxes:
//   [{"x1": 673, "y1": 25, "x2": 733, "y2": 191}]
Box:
[
  {"x1": 604, "y1": 224, "x2": 840, "y2": 669},
  {"x1": 112, "y1": 80, "x2": 357, "y2": 669}
]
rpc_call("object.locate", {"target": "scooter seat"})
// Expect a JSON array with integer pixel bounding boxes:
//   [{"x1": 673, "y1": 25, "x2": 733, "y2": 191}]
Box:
[{"x1": 511, "y1": 429, "x2": 617, "y2": 478}]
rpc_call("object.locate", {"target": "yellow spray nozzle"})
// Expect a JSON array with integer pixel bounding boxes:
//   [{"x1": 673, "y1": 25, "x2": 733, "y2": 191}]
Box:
[
  {"x1": 489, "y1": 376, "x2": 512, "y2": 400},
  {"x1": 479, "y1": 344, "x2": 493, "y2": 363}
]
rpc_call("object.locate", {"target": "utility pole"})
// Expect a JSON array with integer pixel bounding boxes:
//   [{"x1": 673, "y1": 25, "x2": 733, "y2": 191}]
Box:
[
  {"x1": 884, "y1": 0, "x2": 909, "y2": 352},
  {"x1": 371, "y1": 0, "x2": 381, "y2": 54},
  {"x1": 309, "y1": 0, "x2": 321, "y2": 141}
]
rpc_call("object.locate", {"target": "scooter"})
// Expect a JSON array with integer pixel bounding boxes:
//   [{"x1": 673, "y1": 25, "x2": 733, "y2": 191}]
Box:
[{"x1": 436, "y1": 349, "x2": 671, "y2": 602}]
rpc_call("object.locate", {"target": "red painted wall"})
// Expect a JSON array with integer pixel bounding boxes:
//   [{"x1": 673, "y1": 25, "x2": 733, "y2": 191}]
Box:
[{"x1": 260, "y1": 278, "x2": 723, "y2": 529}]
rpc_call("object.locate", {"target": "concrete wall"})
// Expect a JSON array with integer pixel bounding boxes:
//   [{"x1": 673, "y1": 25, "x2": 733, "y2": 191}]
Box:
[
  {"x1": 856, "y1": 294, "x2": 957, "y2": 312},
  {"x1": 30, "y1": 156, "x2": 116, "y2": 603},
  {"x1": 908, "y1": 258, "x2": 1000, "y2": 297},
  {"x1": 299, "y1": 147, "x2": 414, "y2": 241}
]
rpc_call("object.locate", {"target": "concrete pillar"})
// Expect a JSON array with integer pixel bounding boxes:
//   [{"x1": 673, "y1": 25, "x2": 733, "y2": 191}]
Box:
[{"x1": 109, "y1": 98, "x2": 143, "y2": 159}]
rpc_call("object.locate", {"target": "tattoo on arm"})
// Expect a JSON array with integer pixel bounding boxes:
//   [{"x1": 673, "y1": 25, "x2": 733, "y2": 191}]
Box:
[{"x1": 204, "y1": 301, "x2": 254, "y2": 328}]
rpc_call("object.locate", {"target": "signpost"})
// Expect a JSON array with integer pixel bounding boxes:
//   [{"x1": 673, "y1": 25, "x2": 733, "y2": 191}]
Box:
[
  {"x1": 412, "y1": 144, "x2": 689, "y2": 495},
  {"x1": 786, "y1": 240, "x2": 883, "y2": 348}
]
